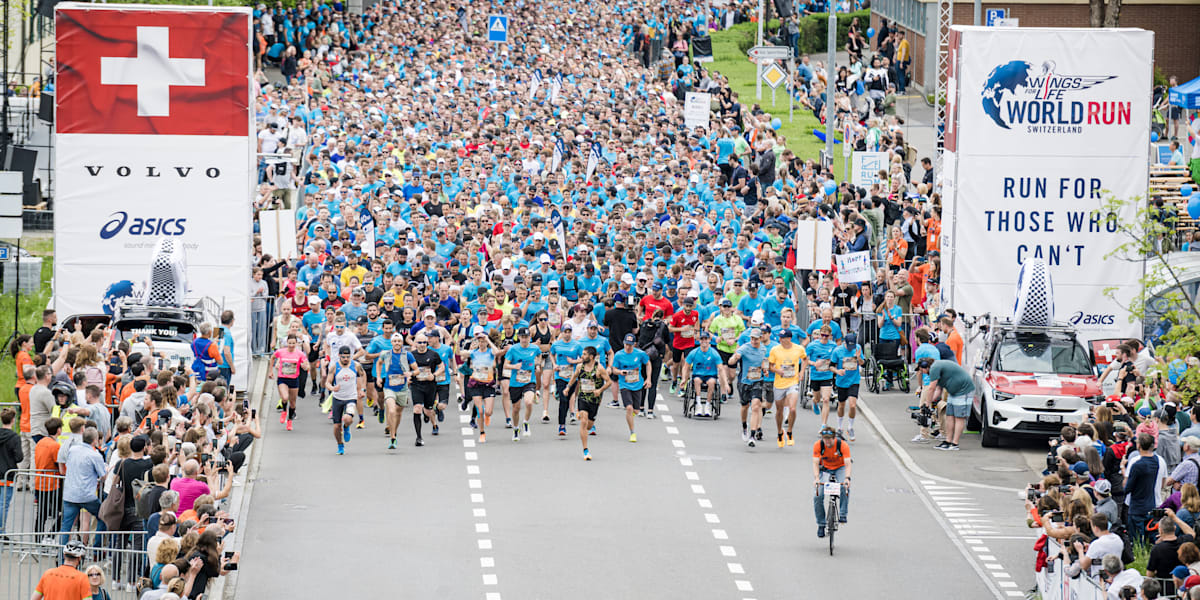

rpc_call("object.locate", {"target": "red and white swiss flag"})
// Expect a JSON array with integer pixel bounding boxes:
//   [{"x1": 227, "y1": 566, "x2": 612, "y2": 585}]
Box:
[{"x1": 56, "y1": 5, "x2": 251, "y2": 136}]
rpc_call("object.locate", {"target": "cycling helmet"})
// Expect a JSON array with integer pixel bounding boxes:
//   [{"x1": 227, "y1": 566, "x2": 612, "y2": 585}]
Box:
[
  {"x1": 50, "y1": 380, "x2": 77, "y2": 398},
  {"x1": 63, "y1": 540, "x2": 87, "y2": 558}
]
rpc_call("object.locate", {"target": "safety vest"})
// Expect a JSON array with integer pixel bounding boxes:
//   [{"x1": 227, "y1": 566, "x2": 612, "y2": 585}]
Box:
[{"x1": 192, "y1": 337, "x2": 218, "y2": 377}]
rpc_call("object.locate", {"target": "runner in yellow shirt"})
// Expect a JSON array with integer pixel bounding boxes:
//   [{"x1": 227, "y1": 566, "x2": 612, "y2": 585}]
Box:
[{"x1": 768, "y1": 330, "x2": 807, "y2": 447}]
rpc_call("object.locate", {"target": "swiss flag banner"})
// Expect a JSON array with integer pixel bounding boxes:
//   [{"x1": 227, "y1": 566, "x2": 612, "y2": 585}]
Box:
[{"x1": 56, "y1": 5, "x2": 251, "y2": 136}]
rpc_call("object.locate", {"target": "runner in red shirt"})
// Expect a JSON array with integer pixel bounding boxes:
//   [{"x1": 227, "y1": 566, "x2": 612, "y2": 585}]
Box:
[
  {"x1": 639, "y1": 283, "x2": 674, "y2": 322},
  {"x1": 668, "y1": 295, "x2": 700, "y2": 392}
]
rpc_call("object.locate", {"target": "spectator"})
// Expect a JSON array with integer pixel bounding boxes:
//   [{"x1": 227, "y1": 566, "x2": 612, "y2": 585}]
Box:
[
  {"x1": 169, "y1": 460, "x2": 211, "y2": 513},
  {"x1": 84, "y1": 564, "x2": 111, "y2": 600},
  {"x1": 147, "y1": 508, "x2": 180, "y2": 561},
  {"x1": 1148, "y1": 510, "x2": 1196, "y2": 592},
  {"x1": 1101, "y1": 553, "x2": 1143, "y2": 600},
  {"x1": 60, "y1": 427, "x2": 108, "y2": 543},
  {"x1": 1071, "y1": 513, "x2": 1124, "y2": 577},
  {"x1": 29, "y1": 365, "x2": 56, "y2": 442},
  {"x1": 1169, "y1": 437, "x2": 1200, "y2": 492},
  {"x1": 33, "y1": 417, "x2": 63, "y2": 533},
  {"x1": 1092, "y1": 480, "x2": 1121, "y2": 532},
  {"x1": 1127, "y1": 432, "x2": 1169, "y2": 544}
]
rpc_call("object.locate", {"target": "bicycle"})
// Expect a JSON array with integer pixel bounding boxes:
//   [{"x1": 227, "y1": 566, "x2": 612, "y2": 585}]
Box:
[{"x1": 820, "y1": 477, "x2": 845, "y2": 555}]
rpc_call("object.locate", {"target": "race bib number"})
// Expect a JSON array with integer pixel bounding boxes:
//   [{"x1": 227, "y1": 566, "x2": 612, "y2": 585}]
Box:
[
  {"x1": 515, "y1": 370, "x2": 532, "y2": 384},
  {"x1": 474, "y1": 366, "x2": 493, "y2": 382},
  {"x1": 748, "y1": 367, "x2": 762, "y2": 380},
  {"x1": 843, "y1": 358, "x2": 858, "y2": 371},
  {"x1": 549, "y1": 312, "x2": 562, "y2": 325},
  {"x1": 815, "y1": 359, "x2": 831, "y2": 372},
  {"x1": 624, "y1": 371, "x2": 640, "y2": 383},
  {"x1": 558, "y1": 364, "x2": 574, "y2": 378},
  {"x1": 388, "y1": 374, "x2": 405, "y2": 387},
  {"x1": 281, "y1": 362, "x2": 298, "y2": 377},
  {"x1": 418, "y1": 367, "x2": 433, "y2": 380},
  {"x1": 781, "y1": 364, "x2": 796, "y2": 378},
  {"x1": 501, "y1": 368, "x2": 513, "y2": 379},
  {"x1": 721, "y1": 330, "x2": 735, "y2": 343},
  {"x1": 681, "y1": 326, "x2": 695, "y2": 338},
  {"x1": 580, "y1": 379, "x2": 596, "y2": 393}
]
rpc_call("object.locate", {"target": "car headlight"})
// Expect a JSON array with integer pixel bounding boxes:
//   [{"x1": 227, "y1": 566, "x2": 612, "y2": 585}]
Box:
[
  {"x1": 1086, "y1": 395, "x2": 1103, "y2": 405},
  {"x1": 992, "y1": 390, "x2": 1015, "y2": 402}
]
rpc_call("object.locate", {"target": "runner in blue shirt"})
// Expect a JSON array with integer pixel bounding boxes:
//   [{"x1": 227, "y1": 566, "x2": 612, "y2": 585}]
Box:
[
  {"x1": 683, "y1": 333, "x2": 723, "y2": 418},
  {"x1": 806, "y1": 324, "x2": 839, "y2": 429},
  {"x1": 504, "y1": 327, "x2": 543, "y2": 441},
  {"x1": 375, "y1": 334, "x2": 415, "y2": 450},
  {"x1": 729, "y1": 328, "x2": 769, "y2": 447},
  {"x1": 427, "y1": 332, "x2": 456, "y2": 435},
  {"x1": 832, "y1": 333, "x2": 864, "y2": 442},
  {"x1": 550, "y1": 326, "x2": 583, "y2": 436},
  {"x1": 611, "y1": 333, "x2": 651, "y2": 443}
]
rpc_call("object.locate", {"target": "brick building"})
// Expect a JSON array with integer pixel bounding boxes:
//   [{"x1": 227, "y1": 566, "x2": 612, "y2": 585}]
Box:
[{"x1": 870, "y1": 0, "x2": 1200, "y2": 93}]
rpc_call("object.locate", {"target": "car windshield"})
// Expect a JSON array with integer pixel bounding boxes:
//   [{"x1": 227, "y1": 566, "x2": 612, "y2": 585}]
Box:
[
  {"x1": 994, "y1": 334, "x2": 1092, "y2": 375},
  {"x1": 114, "y1": 319, "x2": 196, "y2": 344}
]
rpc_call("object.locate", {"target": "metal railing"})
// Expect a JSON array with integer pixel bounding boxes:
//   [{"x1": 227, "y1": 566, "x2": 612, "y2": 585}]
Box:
[
  {"x1": 1, "y1": 469, "x2": 65, "y2": 535},
  {"x1": 1, "y1": 531, "x2": 149, "y2": 600}
]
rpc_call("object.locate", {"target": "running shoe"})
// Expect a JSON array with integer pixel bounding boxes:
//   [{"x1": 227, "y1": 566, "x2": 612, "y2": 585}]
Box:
[
  {"x1": 458, "y1": 395, "x2": 469, "y2": 411},
  {"x1": 946, "y1": 444, "x2": 961, "y2": 451},
  {"x1": 415, "y1": 438, "x2": 424, "y2": 447},
  {"x1": 558, "y1": 425, "x2": 567, "y2": 437},
  {"x1": 470, "y1": 418, "x2": 478, "y2": 429},
  {"x1": 376, "y1": 407, "x2": 385, "y2": 424},
  {"x1": 910, "y1": 434, "x2": 931, "y2": 444},
  {"x1": 629, "y1": 432, "x2": 637, "y2": 443},
  {"x1": 839, "y1": 516, "x2": 848, "y2": 524},
  {"x1": 777, "y1": 433, "x2": 785, "y2": 448},
  {"x1": 479, "y1": 432, "x2": 486, "y2": 443},
  {"x1": 637, "y1": 410, "x2": 645, "y2": 418},
  {"x1": 583, "y1": 448, "x2": 592, "y2": 461},
  {"x1": 423, "y1": 413, "x2": 430, "y2": 423},
  {"x1": 356, "y1": 420, "x2": 365, "y2": 429},
  {"x1": 388, "y1": 438, "x2": 396, "y2": 450},
  {"x1": 337, "y1": 444, "x2": 345, "y2": 455},
  {"x1": 934, "y1": 441, "x2": 953, "y2": 450},
  {"x1": 436, "y1": 408, "x2": 445, "y2": 422},
  {"x1": 589, "y1": 426, "x2": 596, "y2": 436},
  {"x1": 742, "y1": 429, "x2": 749, "y2": 442},
  {"x1": 786, "y1": 432, "x2": 795, "y2": 447},
  {"x1": 847, "y1": 428, "x2": 856, "y2": 442},
  {"x1": 321, "y1": 395, "x2": 333, "y2": 414},
  {"x1": 817, "y1": 526, "x2": 825, "y2": 538},
  {"x1": 286, "y1": 420, "x2": 293, "y2": 431},
  {"x1": 812, "y1": 402, "x2": 820, "y2": 415},
  {"x1": 646, "y1": 411, "x2": 656, "y2": 420},
  {"x1": 298, "y1": 387, "x2": 306, "y2": 399},
  {"x1": 513, "y1": 428, "x2": 520, "y2": 442},
  {"x1": 570, "y1": 415, "x2": 577, "y2": 425},
  {"x1": 505, "y1": 417, "x2": 513, "y2": 429},
  {"x1": 276, "y1": 399, "x2": 284, "y2": 411},
  {"x1": 523, "y1": 423, "x2": 531, "y2": 437},
  {"x1": 280, "y1": 411, "x2": 286, "y2": 424},
  {"x1": 542, "y1": 412, "x2": 550, "y2": 423},
  {"x1": 755, "y1": 429, "x2": 763, "y2": 441},
  {"x1": 343, "y1": 428, "x2": 351, "y2": 443},
  {"x1": 366, "y1": 396, "x2": 375, "y2": 408},
  {"x1": 747, "y1": 438, "x2": 756, "y2": 448},
  {"x1": 432, "y1": 424, "x2": 440, "y2": 436},
  {"x1": 608, "y1": 401, "x2": 620, "y2": 408}
]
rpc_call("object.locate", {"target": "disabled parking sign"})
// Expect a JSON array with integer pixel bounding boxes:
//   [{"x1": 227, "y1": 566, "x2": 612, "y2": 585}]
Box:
[{"x1": 488, "y1": 15, "x2": 508, "y2": 43}]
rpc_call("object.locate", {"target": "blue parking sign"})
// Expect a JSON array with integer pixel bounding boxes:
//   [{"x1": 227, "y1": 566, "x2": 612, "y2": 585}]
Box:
[
  {"x1": 985, "y1": 8, "x2": 1007, "y2": 26},
  {"x1": 488, "y1": 15, "x2": 508, "y2": 43}
]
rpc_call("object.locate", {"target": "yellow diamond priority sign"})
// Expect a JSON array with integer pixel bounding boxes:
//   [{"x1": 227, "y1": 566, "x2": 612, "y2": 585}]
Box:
[{"x1": 761, "y1": 63, "x2": 787, "y2": 89}]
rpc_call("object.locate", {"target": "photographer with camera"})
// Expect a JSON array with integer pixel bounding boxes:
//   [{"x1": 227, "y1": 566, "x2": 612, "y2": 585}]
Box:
[
  {"x1": 1065, "y1": 513, "x2": 1123, "y2": 578},
  {"x1": 1146, "y1": 509, "x2": 1196, "y2": 588},
  {"x1": 915, "y1": 358, "x2": 975, "y2": 451},
  {"x1": 1100, "y1": 553, "x2": 1144, "y2": 600}
]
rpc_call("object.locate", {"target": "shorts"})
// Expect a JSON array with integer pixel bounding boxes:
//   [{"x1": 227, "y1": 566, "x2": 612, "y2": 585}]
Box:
[
  {"x1": 307, "y1": 348, "x2": 320, "y2": 363},
  {"x1": 836, "y1": 384, "x2": 860, "y2": 404},
  {"x1": 332, "y1": 398, "x2": 357, "y2": 422},
  {"x1": 363, "y1": 368, "x2": 376, "y2": 384},
  {"x1": 578, "y1": 400, "x2": 600, "y2": 421},
  {"x1": 717, "y1": 349, "x2": 735, "y2": 366},
  {"x1": 946, "y1": 393, "x2": 971, "y2": 418},
  {"x1": 278, "y1": 376, "x2": 300, "y2": 389},
  {"x1": 620, "y1": 388, "x2": 644, "y2": 410},
  {"x1": 1171, "y1": 105, "x2": 1184, "y2": 120},
  {"x1": 509, "y1": 384, "x2": 535, "y2": 403},
  {"x1": 738, "y1": 381, "x2": 764, "y2": 406},
  {"x1": 671, "y1": 346, "x2": 692, "y2": 362},
  {"x1": 383, "y1": 387, "x2": 411, "y2": 407},
  {"x1": 437, "y1": 384, "x2": 450, "y2": 406},
  {"x1": 693, "y1": 374, "x2": 718, "y2": 386},
  {"x1": 809, "y1": 377, "x2": 834, "y2": 391},
  {"x1": 773, "y1": 385, "x2": 800, "y2": 402},
  {"x1": 466, "y1": 384, "x2": 496, "y2": 400},
  {"x1": 411, "y1": 386, "x2": 438, "y2": 410}
]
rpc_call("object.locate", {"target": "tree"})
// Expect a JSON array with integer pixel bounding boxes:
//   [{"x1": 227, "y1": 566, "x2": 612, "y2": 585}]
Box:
[
  {"x1": 1089, "y1": 0, "x2": 1122, "y2": 27},
  {"x1": 1093, "y1": 192, "x2": 1200, "y2": 401}
]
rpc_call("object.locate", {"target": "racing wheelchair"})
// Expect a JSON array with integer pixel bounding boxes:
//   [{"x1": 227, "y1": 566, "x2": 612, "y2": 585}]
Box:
[{"x1": 867, "y1": 338, "x2": 910, "y2": 393}]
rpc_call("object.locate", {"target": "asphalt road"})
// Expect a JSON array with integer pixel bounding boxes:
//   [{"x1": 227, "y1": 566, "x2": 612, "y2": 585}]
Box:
[{"x1": 231, "y1": 378, "x2": 1030, "y2": 599}]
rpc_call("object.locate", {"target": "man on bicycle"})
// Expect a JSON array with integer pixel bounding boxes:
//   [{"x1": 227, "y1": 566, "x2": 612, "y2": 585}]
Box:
[{"x1": 813, "y1": 424, "x2": 852, "y2": 538}]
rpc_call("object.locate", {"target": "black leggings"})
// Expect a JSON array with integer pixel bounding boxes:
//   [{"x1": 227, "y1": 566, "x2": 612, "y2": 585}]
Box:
[
  {"x1": 556, "y1": 379, "x2": 576, "y2": 426},
  {"x1": 646, "y1": 355, "x2": 664, "y2": 411}
]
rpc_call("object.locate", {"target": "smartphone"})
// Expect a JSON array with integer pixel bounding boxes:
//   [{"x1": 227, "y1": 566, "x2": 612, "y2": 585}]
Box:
[
  {"x1": 250, "y1": 409, "x2": 257, "y2": 419},
  {"x1": 242, "y1": 399, "x2": 249, "y2": 410},
  {"x1": 201, "y1": 453, "x2": 211, "y2": 463},
  {"x1": 224, "y1": 551, "x2": 235, "y2": 560},
  {"x1": 175, "y1": 442, "x2": 181, "y2": 452}
]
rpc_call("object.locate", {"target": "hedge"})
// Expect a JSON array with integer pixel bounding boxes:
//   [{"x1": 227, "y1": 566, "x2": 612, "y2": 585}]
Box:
[{"x1": 734, "y1": 10, "x2": 870, "y2": 57}]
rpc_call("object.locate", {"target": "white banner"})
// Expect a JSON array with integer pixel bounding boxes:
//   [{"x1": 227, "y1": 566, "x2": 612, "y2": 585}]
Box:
[
  {"x1": 835, "y1": 251, "x2": 872, "y2": 283},
  {"x1": 943, "y1": 26, "x2": 1151, "y2": 342},
  {"x1": 851, "y1": 152, "x2": 887, "y2": 186},
  {"x1": 683, "y1": 92, "x2": 711, "y2": 130},
  {"x1": 792, "y1": 220, "x2": 833, "y2": 271},
  {"x1": 259, "y1": 209, "x2": 298, "y2": 261},
  {"x1": 55, "y1": 4, "x2": 253, "y2": 388}
]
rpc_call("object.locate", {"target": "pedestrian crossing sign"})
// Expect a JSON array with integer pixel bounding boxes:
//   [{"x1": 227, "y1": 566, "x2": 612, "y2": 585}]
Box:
[
  {"x1": 761, "y1": 63, "x2": 787, "y2": 89},
  {"x1": 488, "y1": 15, "x2": 508, "y2": 43}
]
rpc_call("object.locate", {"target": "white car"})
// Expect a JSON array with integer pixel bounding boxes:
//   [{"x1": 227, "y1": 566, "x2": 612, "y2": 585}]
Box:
[{"x1": 968, "y1": 321, "x2": 1102, "y2": 447}]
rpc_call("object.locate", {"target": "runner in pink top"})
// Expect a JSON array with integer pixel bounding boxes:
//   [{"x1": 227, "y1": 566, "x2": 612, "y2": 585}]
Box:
[{"x1": 271, "y1": 334, "x2": 308, "y2": 431}]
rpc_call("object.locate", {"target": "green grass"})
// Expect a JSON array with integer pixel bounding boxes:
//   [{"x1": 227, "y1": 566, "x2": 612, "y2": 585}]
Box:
[
  {"x1": 708, "y1": 23, "x2": 845, "y2": 177},
  {"x1": 0, "y1": 237, "x2": 54, "y2": 407}
]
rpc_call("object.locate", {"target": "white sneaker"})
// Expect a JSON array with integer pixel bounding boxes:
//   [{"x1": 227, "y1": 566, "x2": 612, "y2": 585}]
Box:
[
  {"x1": 742, "y1": 429, "x2": 750, "y2": 442},
  {"x1": 910, "y1": 434, "x2": 931, "y2": 443},
  {"x1": 847, "y1": 428, "x2": 856, "y2": 442},
  {"x1": 933, "y1": 432, "x2": 946, "y2": 441}
]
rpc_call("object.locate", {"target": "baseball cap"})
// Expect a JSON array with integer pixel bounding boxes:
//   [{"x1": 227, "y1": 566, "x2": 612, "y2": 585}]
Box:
[
  {"x1": 719, "y1": 298, "x2": 733, "y2": 307},
  {"x1": 779, "y1": 329, "x2": 793, "y2": 339},
  {"x1": 338, "y1": 346, "x2": 352, "y2": 355},
  {"x1": 1092, "y1": 479, "x2": 1112, "y2": 496},
  {"x1": 423, "y1": 309, "x2": 436, "y2": 318},
  {"x1": 130, "y1": 436, "x2": 148, "y2": 453},
  {"x1": 356, "y1": 316, "x2": 369, "y2": 325},
  {"x1": 652, "y1": 282, "x2": 663, "y2": 291},
  {"x1": 540, "y1": 255, "x2": 552, "y2": 264},
  {"x1": 473, "y1": 327, "x2": 488, "y2": 338},
  {"x1": 749, "y1": 328, "x2": 763, "y2": 338},
  {"x1": 1186, "y1": 575, "x2": 1200, "y2": 591},
  {"x1": 517, "y1": 326, "x2": 530, "y2": 335},
  {"x1": 623, "y1": 333, "x2": 637, "y2": 344},
  {"x1": 390, "y1": 333, "x2": 404, "y2": 341}
]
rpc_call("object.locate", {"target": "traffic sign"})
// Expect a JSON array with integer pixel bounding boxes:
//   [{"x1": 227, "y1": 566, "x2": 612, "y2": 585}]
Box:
[
  {"x1": 761, "y1": 63, "x2": 787, "y2": 89},
  {"x1": 748, "y1": 45, "x2": 792, "y2": 62},
  {"x1": 0, "y1": 247, "x2": 8, "y2": 261},
  {"x1": 985, "y1": 8, "x2": 1007, "y2": 26},
  {"x1": 488, "y1": 15, "x2": 508, "y2": 43}
]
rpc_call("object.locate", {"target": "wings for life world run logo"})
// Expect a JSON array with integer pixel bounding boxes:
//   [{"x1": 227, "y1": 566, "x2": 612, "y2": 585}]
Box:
[{"x1": 981, "y1": 60, "x2": 1127, "y2": 134}]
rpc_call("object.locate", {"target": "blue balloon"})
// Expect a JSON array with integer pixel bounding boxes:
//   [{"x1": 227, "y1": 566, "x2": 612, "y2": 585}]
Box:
[
  {"x1": 866, "y1": 27, "x2": 875, "y2": 38},
  {"x1": 1190, "y1": 193, "x2": 1200, "y2": 221},
  {"x1": 1183, "y1": 185, "x2": 1194, "y2": 198},
  {"x1": 823, "y1": 181, "x2": 838, "y2": 196},
  {"x1": 771, "y1": 118, "x2": 782, "y2": 130},
  {"x1": 855, "y1": 80, "x2": 865, "y2": 96},
  {"x1": 1151, "y1": 131, "x2": 1160, "y2": 143}
]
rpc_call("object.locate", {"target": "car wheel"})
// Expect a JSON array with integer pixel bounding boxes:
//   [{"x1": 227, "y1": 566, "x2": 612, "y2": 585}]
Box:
[
  {"x1": 980, "y1": 399, "x2": 1000, "y2": 448},
  {"x1": 967, "y1": 402, "x2": 982, "y2": 431}
]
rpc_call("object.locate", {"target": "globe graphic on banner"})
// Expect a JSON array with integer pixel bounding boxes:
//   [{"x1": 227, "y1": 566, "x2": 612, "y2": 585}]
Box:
[
  {"x1": 101, "y1": 280, "x2": 137, "y2": 315},
  {"x1": 981, "y1": 60, "x2": 1032, "y2": 129}
]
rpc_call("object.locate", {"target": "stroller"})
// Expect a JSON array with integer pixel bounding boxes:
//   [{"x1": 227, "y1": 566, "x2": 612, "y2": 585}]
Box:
[{"x1": 867, "y1": 338, "x2": 910, "y2": 393}]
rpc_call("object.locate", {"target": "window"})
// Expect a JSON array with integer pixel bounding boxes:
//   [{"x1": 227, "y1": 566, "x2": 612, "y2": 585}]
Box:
[{"x1": 875, "y1": 0, "x2": 925, "y2": 35}]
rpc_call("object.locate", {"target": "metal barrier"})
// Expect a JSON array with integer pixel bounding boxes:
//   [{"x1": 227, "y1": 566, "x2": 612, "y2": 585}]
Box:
[
  {"x1": 1, "y1": 531, "x2": 149, "y2": 600},
  {"x1": 2, "y1": 469, "x2": 65, "y2": 536}
]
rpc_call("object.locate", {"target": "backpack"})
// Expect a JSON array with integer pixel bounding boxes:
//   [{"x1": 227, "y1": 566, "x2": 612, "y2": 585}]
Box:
[{"x1": 133, "y1": 470, "x2": 156, "y2": 520}]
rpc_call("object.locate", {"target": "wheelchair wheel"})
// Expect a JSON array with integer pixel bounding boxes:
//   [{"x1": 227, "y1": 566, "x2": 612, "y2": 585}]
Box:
[
  {"x1": 867, "y1": 358, "x2": 880, "y2": 394},
  {"x1": 682, "y1": 381, "x2": 696, "y2": 418},
  {"x1": 899, "y1": 366, "x2": 911, "y2": 393},
  {"x1": 799, "y1": 373, "x2": 811, "y2": 409}
]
